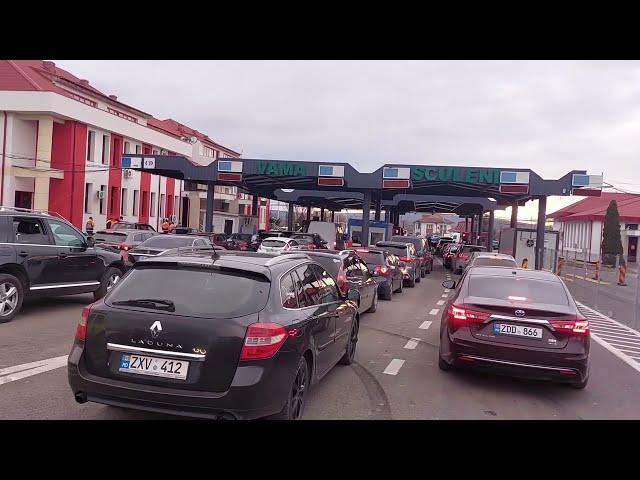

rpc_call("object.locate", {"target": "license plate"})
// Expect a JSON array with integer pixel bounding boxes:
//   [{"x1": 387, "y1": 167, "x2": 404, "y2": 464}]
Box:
[
  {"x1": 493, "y1": 323, "x2": 542, "y2": 339},
  {"x1": 119, "y1": 353, "x2": 189, "y2": 380}
]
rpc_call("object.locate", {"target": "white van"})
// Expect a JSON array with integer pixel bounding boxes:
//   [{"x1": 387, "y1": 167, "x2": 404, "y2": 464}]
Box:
[{"x1": 306, "y1": 221, "x2": 347, "y2": 250}]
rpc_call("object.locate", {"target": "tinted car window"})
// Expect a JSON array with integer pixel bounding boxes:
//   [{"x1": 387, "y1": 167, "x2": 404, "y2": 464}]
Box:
[
  {"x1": 391, "y1": 236, "x2": 423, "y2": 252},
  {"x1": 468, "y1": 276, "x2": 569, "y2": 305},
  {"x1": 345, "y1": 256, "x2": 363, "y2": 277},
  {"x1": 108, "y1": 266, "x2": 270, "y2": 318},
  {"x1": 306, "y1": 254, "x2": 341, "y2": 279},
  {"x1": 359, "y1": 251, "x2": 385, "y2": 265},
  {"x1": 262, "y1": 240, "x2": 286, "y2": 248},
  {"x1": 48, "y1": 220, "x2": 85, "y2": 247},
  {"x1": 463, "y1": 246, "x2": 485, "y2": 253},
  {"x1": 140, "y1": 236, "x2": 195, "y2": 248},
  {"x1": 280, "y1": 273, "x2": 298, "y2": 309},
  {"x1": 295, "y1": 264, "x2": 323, "y2": 306},
  {"x1": 378, "y1": 246, "x2": 408, "y2": 257},
  {"x1": 472, "y1": 258, "x2": 518, "y2": 268},
  {"x1": 310, "y1": 264, "x2": 340, "y2": 303},
  {"x1": 95, "y1": 232, "x2": 127, "y2": 243},
  {"x1": 13, "y1": 217, "x2": 51, "y2": 245}
]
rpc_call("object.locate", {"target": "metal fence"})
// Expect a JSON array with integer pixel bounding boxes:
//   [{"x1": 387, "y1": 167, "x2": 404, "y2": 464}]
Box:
[{"x1": 549, "y1": 249, "x2": 640, "y2": 332}]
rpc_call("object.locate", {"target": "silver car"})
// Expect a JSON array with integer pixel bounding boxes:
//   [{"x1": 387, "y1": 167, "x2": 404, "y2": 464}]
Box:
[
  {"x1": 463, "y1": 252, "x2": 518, "y2": 273},
  {"x1": 451, "y1": 244, "x2": 486, "y2": 274}
]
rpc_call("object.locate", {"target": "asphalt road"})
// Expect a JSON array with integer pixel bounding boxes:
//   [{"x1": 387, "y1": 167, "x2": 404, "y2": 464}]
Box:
[{"x1": 2, "y1": 260, "x2": 640, "y2": 420}]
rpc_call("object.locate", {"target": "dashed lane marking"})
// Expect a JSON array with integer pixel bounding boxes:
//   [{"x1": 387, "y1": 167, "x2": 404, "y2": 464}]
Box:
[
  {"x1": 429, "y1": 308, "x2": 440, "y2": 315},
  {"x1": 419, "y1": 320, "x2": 433, "y2": 330},
  {"x1": 0, "y1": 355, "x2": 68, "y2": 386},
  {"x1": 403, "y1": 338, "x2": 421, "y2": 350},
  {"x1": 441, "y1": 294, "x2": 448, "y2": 298},
  {"x1": 383, "y1": 359, "x2": 405, "y2": 375},
  {"x1": 444, "y1": 289, "x2": 450, "y2": 293},
  {"x1": 576, "y1": 302, "x2": 640, "y2": 374}
]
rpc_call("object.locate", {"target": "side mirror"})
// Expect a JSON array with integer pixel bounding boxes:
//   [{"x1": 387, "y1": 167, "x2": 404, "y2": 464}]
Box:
[
  {"x1": 442, "y1": 280, "x2": 456, "y2": 289},
  {"x1": 86, "y1": 236, "x2": 95, "y2": 248},
  {"x1": 347, "y1": 288, "x2": 360, "y2": 303}
]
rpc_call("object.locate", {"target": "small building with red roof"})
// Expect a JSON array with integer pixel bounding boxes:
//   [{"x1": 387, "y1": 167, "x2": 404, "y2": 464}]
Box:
[{"x1": 547, "y1": 192, "x2": 640, "y2": 263}]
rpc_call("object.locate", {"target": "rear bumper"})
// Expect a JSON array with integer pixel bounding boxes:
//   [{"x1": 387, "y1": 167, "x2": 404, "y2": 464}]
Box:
[
  {"x1": 373, "y1": 277, "x2": 392, "y2": 293},
  {"x1": 67, "y1": 344, "x2": 296, "y2": 420},
  {"x1": 440, "y1": 330, "x2": 589, "y2": 384}
]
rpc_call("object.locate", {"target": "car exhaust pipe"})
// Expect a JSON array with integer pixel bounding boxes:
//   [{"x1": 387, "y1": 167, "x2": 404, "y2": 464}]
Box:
[{"x1": 74, "y1": 392, "x2": 88, "y2": 404}]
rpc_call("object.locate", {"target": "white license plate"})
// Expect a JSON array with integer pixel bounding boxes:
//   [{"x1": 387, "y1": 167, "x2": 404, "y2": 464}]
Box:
[
  {"x1": 493, "y1": 323, "x2": 542, "y2": 339},
  {"x1": 119, "y1": 353, "x2": 189, "y2": 380}
]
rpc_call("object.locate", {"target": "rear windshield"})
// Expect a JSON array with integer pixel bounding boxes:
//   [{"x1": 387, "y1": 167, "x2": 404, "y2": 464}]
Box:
[
  {"x1": 94, "y1": 232, "x2": 127, "y2": 243},
  {"x1": 473, "y1": 258, "x2": 517, "y2": 268},
  {"x1": 112, "y1": 223, "x2": 136, "y2": 230},
  {"x1": 292, "y1": 235, "x2": 314, "y2": 245},
  {"x1": 358, "y1": 252, "x2": 385, "y2": 265},
  {"x1": 306, "y1": 255, "x2": 341, "y2": 278},
  {"x1": 231, "y1": 234, "x2": 252, "y2": 241},
  {"x1": 262, "y1": 240, "x2": 286, "y2": 247},
  {"x1": 468, "y1": 276, "x2": 569, "y2": 305},
  {"x1": 108, "y1": 267, "x2": 270, "y2": 318},
  {"x1": 391, "y1": 237, "x2": 422, "y2": 250},
  {"x1": 378, "y1": 246, "x2": 407, "y2": 256},
  {"x1": 140, "y1": 236, "x2": 193, "y2": 248},
  {"x1": 463, "y1": 246, "x2": 485, "y2": 253}
]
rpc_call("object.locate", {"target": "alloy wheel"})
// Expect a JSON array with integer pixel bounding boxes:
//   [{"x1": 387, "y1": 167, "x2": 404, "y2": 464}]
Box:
[
  {"x1": 106, "y1": 274, "x2": 121, "y2": 292},
  {"x1": 290, "y1": 363, "x2": 308, "y2": 419},
  {"x1": 0, "y1": 282, "x2": 18, "y2": 317}
]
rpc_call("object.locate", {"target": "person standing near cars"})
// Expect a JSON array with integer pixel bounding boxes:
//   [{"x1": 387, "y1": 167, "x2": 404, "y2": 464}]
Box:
[
  {"x1": 162, "y1": 218, "x2": 170, "y2": 233},
  {"x1": 106, "y1": 218, "x2": 113, "y2": 229},
  {"x1": 85, "y1": 217, "x2": 95, "y2": 236}
]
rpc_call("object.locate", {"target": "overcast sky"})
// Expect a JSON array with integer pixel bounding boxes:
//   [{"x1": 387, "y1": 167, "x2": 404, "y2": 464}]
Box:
[{"x1": 55, "y1": 60, "x2": 640, "y2": 219}]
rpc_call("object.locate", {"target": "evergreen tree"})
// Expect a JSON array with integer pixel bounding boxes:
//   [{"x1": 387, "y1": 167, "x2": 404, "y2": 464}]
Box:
[{"x1": 602, "y1": 200, "x2": 623, "y2": 262}]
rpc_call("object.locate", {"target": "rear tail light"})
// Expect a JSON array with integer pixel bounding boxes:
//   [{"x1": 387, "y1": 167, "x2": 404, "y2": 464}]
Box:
[
  {"x1": 119, "y1": 243, "x2": 130, "y2": 251},
  {"x1": 550, "y1": 317, "x2": 590, "y2": 335},
  {"x1": 457, "y1": 253, "x2": 468, "y2": 259},
  {"x1": 399, "y1": 256, "x2": 411, "y2": 263},
  {"x1": 447, "y1": 304, "x2": 490, "y2": 330},
  {"x1": 76, "y1": 306, "x2": 90, "y2": 342},
  {"x1": 374, "y1": 265, "x2": 390, "y2": 276},
  {"x1": 337, "y1": 265, "x2": 348, "y2": 296},
  {"x1": 240, "y1": 323, "x2": 287, "y2": 360}
]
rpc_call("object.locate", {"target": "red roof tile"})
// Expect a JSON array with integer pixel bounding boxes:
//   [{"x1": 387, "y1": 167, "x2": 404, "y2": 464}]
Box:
[
  {"x1": 148, "y1": 118, "x2": 240, "y2": 156},
  {"x1": 548, "y1": 192, "x2": 640, "y2": 222}
]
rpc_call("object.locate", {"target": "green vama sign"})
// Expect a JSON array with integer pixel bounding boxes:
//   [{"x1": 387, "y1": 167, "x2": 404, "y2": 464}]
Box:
[{"x1": 256, "y1": 161, "x2": 306, "y2": 177}]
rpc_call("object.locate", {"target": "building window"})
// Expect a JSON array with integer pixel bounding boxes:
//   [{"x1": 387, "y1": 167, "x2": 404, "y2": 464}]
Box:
[
  {"x1": 160, "y1": 194, "x2": 165, "y2": 218},
  {"x1": 133, "y1": 190, "x2": 139, "y2": 216},
  {"x1": 152, "y1": 149, "x2": 159, "y2": 155},
  {"x1": 121, "y1": 188, "x2": 128, "y2": 216},
  {"x1": 84, "y1": 183, "x2": 92, "y2": 214},
  {"x1": 106, "y1": 107, "x2": 138, "y2": 123},
  {"x1": 102, "y1": 135, "x2": 109, "y2": 165},
  {"x1": 70, "y1": 93, "x2": 97, "y2": 107},
  {"x1": 99, "y1": 185, "x2": 106, "y2": 215},
  {"x1": 124, "y1": 141, "x2": 131, "y2": 154},
  {"x1": 135, "y1": 145, "x2": 141, "y2": 154},
  {"x1": 112, "y1": 138, "x2": 121, "y2": 167},
  {"x1": 203, "y1": 145, "x2": 216, "y2": 158},
  {"x1": 87, "y1": 131, "x2": 95, "y2": 162},
  {"x1": 150, "y1": 192, "x2": 157, "y2": 217}
]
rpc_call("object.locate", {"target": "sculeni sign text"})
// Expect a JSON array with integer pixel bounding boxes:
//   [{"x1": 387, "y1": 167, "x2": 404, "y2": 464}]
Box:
[{"x1": 411, "y1": 167, "x2": 501, "y2": 184}]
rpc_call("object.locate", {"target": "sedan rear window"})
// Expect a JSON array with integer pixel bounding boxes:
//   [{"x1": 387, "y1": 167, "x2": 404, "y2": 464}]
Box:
[
  {"x1": 94, "y1": 232, "x2": 128, "y2": 243},
  {"x1": 140, "y1": 236, "x2": 194, "y2": 248},
  {"x1": 468, "y1": 277, "x2": 569, "y2": 305},
  {"x1": 378, "y1": 246, "x2": 407, "y2": 257},
  {"x1": 262, "y1": 240, "x2": 286, "y2": 247},
  {"x1": 358, "y1": 252, "x2": 385, "y2": 265},
  {"x1": 108, "y1": 267, "x2": 270, "y2": 318},
  {"x1": 472, "y1": 258, "x2": 518, "y2": 268}
]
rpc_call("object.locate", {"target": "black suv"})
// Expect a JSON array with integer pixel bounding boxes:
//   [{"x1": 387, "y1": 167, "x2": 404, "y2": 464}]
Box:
[
  {"x1": 68, "y1": 250, "x2": 360, "y2": 420},
  {"x1": 0, "y1": 208, "x2": 125, "y2": 323}
]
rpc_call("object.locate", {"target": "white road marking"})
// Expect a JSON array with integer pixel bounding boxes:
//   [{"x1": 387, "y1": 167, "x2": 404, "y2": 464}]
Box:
[
  {"x1": 441, "y1": 294, "x2": 448, "y2": 298},
  {"x1": 0, "y1": 355, "x2": 68, "y2": 386},
  {"x1": 576, "y1": 302, "x2": 640, "y2": 374},
  {"x1": 436, "y1": 300, "x2": 445, "y2": 305},
  {"x1": 444, "y1": 289, "x2": 450, "y2": 293},
  {"x1": 383, "y1": 358, "x2": 405, "y2": 375},
  {"x1": 429, "y1": 308, "x2": 440, "y2": 315},
  {"x1": 419, "y1": 320, "x2": 433, "y2": 329},
  {"x1": 404, "y1": 338, "x2": 421, "y2": 350}
]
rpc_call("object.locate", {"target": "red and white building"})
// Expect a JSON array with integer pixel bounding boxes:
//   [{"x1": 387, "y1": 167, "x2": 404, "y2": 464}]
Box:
[
  {"x1": 0, "y1": 60, "x2": 269, "y2": 233},
  {"x1": 548, "y1": 192, "x2": 640, "y2": 263}
]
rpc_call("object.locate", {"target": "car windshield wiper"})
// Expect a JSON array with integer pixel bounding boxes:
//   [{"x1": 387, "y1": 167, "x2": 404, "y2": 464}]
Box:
[{"x1": 112, "y1": 298, "x2": 175, "y2": 311}]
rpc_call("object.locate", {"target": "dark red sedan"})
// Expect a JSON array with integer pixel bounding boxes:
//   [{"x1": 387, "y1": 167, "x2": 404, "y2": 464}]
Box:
[{"x1": 438, "y1": 266, "x2": 590, "y2": 389}]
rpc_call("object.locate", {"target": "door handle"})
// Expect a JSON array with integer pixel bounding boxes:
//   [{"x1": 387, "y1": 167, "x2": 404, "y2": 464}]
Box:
[
  {"x1": 58, "y1": 253, "x2": 68, "y2": 258},
  {"x1": 18, "y1": 251, "x2": 28, "y2": 257}
]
